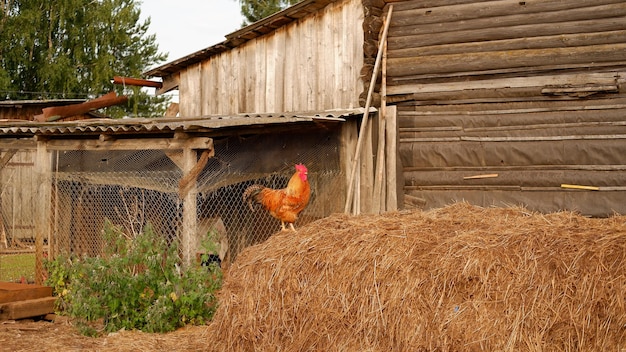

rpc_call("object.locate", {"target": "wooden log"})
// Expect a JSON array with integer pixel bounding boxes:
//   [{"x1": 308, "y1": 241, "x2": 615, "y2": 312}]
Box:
[
  {"x1": 387, "y1": 43, "x2": 626, "y2": 78},
  {"x1": 391, "y1": 0, "x2": 624, "y2": 27},
  {"x1": 387, "y1": 71, "x2": 622, "y2": 96},
  {"x1": 389, "y1": 30, "x2": 626, "y2": 59},
  {"x1": 388, "y1": 17, "x2": 626, "y2": 50},
  {"x1": 387, "y1": 0, "x2": 477, "y2": 11},
  {"x1": 34, "y1": 92, "x2": 128, "y2": 122},
  {"x1": 0, "y1": 296, "x2": 56, "y2": 320}
]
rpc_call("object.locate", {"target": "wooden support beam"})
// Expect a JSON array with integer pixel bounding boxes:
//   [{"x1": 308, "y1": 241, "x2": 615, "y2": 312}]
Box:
[
  {"x1": 181, "y1": 148, "x2": 199, "y2": 268},
  {"x1": 34, "y1": 141, "x2": 51, "y2": 285},
  {"x1": 34, "y1": 92, "x2": 128, "y2": 122},
  {"x1": 156, "y1": 73, "x2": 180, "y2": 95},
  {"x1": 112, "y1": 76, "x2": 163, "y2": 89},
  {"x1": 44, "y1": 136, "x2": 213, "y2": 151},
  {"x1": 385, "y1": 105, "x2": 398, "y2": 211}
]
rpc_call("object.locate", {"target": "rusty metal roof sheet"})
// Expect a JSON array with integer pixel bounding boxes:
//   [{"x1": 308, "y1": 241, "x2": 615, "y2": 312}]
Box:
[{"x1": 0, "y1": 108, "x2": 368, "y2": 137}]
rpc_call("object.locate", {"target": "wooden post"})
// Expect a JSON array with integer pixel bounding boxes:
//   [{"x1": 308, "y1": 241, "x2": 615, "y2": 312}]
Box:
[
  {"x1": 344, "y1": 5, "x2": 393, "y2": 214},
  {"x1": 181, "y1": 148, "x2": 198, "y2": 268},
  {"x1": 34, "y1": 139, "x2": 51, "y2": 285},
  {"x1": 385, "y1": 105, "x2": 398, "y2": 211}
]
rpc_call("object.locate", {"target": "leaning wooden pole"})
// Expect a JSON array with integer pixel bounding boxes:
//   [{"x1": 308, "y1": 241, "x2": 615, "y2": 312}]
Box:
[
  {"x1": 344, "y1": 5, "x2": 393, "y2": 214},
  {"x1": 373, "y1": 32, "x2": 390, "y2": 214}
]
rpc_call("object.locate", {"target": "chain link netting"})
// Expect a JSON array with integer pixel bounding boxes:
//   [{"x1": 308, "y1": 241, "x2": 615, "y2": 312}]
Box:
[{"x1": 1, "y1": 131, "x2": 344, "y2": 282}]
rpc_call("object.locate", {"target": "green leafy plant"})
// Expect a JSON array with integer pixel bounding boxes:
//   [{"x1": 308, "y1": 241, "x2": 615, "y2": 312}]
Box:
[{"x1": 45, "y1": 219, "x2": 222, "y2": 335}]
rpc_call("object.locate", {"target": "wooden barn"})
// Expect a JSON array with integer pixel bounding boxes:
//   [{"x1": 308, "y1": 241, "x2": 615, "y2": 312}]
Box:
[
  {"x1": 1, "y1": 0, "x2": 626, "y2": 283},
  {"x1": 144, "y1": 0, "x2": 626, "y2": 217}
]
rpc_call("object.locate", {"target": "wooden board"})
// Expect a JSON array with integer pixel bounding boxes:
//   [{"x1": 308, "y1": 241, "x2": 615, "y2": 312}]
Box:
[
  {"x1": 0, "y1": 282, "x2": 53, "y2": 304},
  {"x1": 0, "y1": 296, "x2": 56, "y2": 320}
]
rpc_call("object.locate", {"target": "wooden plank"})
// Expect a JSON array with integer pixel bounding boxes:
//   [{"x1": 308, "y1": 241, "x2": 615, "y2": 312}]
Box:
[
  {"x1": 155, "y1": 72, "x2": 179, "y2": 95},
  {"x1": 389, "y1": 30, "x2": 626, "y2": 59},
  {"x1": 179, "y1": 64, "x2": 202, "y2": 116},
  {"x1": 44, "y1": 136, "x2": 213, "y2": 151},
  {"x1": 389, "y1": 17, "x2": 626, "y2": 50},
  {"x1": 391, "y1": 0, "x2": 625, "y2": 28},
  {"x1": 561, "y1": 184, "x2": 599, "y2": 191},
  {"x1": 0, "y1": 283, "x2": 52, "y2": 304},
  {"x1": 201, "y1": 59, "x2": 215, "y2": 115},
  {"x1": 387, "y1": 43, "x2": 626, "y2": 77},
  {"x1": 0, "y1": 296, "x2": 56, "y2": 320},
  {"x1": 387, "y1": 72, "x2": 620, "y2": 96},
  {"x1": 464, "y1": 174, "x2": 499, "y2": 180},
  {"x1": 163, "y1": 103, "x2": 179, "y2": 117},
  {"x1": 385, "y1": 105, "x2": 398, "y2": 211},
  {"x1": 112, "y1": 76, "x2": 162, "y2": 89},
  {"x1": 0, "y1": 150, "x2": 17, "y2": 170}
]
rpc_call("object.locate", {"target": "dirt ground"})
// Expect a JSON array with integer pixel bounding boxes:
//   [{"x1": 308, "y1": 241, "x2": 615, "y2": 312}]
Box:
[{"x1": 0, "y1": 316, "x2": 210, "y2": 352}]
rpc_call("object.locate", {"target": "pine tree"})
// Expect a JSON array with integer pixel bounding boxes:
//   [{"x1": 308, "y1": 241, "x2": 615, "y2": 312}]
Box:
[
  {"x1": 0, "y1": 0, "x2": 168, "y2": 118},
  {"x1": 239, "y1": 0, "x2": 301, "y2": 26}
]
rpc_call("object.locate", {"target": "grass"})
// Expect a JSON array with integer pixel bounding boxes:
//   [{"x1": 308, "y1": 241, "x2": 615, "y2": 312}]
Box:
[{"x1": 0, "y1": 252, "x2": 35, "y2": 282}]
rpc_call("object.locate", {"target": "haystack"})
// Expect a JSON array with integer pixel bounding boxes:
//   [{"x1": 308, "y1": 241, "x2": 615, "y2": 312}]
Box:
[{"x1": 206, "y1": 203, "x2": 626, "y2": 351}]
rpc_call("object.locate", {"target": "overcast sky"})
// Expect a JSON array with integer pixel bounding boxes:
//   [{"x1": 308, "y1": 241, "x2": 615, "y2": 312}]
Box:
[{"x1": 140, "y1": 1, "x2": 244, "y2": 66}]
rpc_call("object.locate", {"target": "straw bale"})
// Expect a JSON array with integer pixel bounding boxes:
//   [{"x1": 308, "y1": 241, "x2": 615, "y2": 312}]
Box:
[{"x1": 206, "y1": 202, "x2": 626, "y2": 351}]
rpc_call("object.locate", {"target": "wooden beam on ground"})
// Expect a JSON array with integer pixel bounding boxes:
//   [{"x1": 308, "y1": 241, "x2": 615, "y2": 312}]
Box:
[
  {"x1": 0, "y1": 282, "x2": 52, "y2": 304},
  {"x1": 0, "y1": 297, "x2": 56, "y2": 320}
]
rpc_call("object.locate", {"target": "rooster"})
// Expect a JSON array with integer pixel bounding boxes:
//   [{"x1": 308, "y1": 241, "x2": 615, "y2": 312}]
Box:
[{"x1": 242, "y1": 164, "x2": 311, "y2": 231}]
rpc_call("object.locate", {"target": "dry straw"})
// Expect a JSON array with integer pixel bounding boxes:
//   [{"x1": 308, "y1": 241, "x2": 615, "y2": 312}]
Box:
[{"x1": 206, "y1": 202, "x2": 626, "y2": 351}]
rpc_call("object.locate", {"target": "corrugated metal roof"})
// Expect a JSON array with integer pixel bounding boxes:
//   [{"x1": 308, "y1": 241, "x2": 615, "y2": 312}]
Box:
[
  {"x1": 143, "y1": 0, "x2": 336, "y2": 78},
  {"x1": 0, "y1": 109, "x2": 368, "y2": 137},
  {"x1": 0, "y1": 99, "x2": 86, "y2": 107}
]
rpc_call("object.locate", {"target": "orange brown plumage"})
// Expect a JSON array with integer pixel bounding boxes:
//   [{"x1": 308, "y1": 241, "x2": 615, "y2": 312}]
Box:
[{"x1": 243, "y1": 164, "x2": 311, "y2": 231}]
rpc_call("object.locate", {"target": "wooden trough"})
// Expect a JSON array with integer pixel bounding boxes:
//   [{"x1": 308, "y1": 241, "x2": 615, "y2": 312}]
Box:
[{"x1": 0, "y1": 282, "x2": 55, "y2": 320}]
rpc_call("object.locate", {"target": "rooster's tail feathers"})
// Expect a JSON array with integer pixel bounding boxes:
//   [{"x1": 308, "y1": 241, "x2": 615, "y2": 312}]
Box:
[{"x1": 242, "y1": 184, "x2": 265, "y2": 211}]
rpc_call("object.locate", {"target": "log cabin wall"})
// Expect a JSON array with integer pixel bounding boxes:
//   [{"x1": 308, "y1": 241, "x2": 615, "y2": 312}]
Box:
[
  {"x1": 178, "y1": 0, "x2": 365, "y2": 116},
  {"x1": 385, "y1": 0, "x2": 626, "y2": 216}
]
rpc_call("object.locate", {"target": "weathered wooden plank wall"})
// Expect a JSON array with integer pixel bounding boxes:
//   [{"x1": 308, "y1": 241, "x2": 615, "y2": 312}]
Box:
[
  {"x1": 385, "y1": 0, "x2": 626, "y2": 216},
  {"x1": 179, "y1": 0, "x2": 365, "y2": 116}
]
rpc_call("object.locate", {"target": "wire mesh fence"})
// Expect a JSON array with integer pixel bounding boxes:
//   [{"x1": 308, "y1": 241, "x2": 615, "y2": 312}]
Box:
[{"x1": 0, "y1": 130, "x2": 344, "y2": 282}]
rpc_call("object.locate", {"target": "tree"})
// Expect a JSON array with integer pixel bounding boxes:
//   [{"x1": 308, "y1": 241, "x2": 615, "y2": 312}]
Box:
[
  {"x1": 239, "y1": 0, "x2": 301, "y2": 26},
  {"x1": 0, "y1": 0, "x2": 169, "y2": 118}
]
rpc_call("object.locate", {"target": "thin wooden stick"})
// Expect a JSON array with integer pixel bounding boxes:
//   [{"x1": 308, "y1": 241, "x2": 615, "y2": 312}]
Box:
[
  {"x1": 372, "y1": 36, "x2": 389, "y2": 214},
  {"x1": 344, "y1": 5, "x2": 394, "y2": 214}
]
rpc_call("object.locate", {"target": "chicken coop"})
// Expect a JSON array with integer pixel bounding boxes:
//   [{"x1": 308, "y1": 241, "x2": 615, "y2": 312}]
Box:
[{"x1": 0, "y1": 111, "x2": 372, "y2": 283}]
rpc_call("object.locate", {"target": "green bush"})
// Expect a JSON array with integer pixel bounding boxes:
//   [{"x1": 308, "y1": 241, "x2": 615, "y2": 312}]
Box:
[{"x1": 44, "y1": 220, "x2": 222, "y2": 335}]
